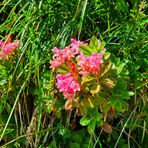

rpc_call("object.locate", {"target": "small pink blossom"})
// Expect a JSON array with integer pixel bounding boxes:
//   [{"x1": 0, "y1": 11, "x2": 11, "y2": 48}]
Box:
[
  {"x1": 0, "y1": 40, "x2": 19, "y2": 59},
  {"x1": 50, "y1": 47, "x2": 75, "y2": 70},
  {"x1": 50, "y1": 39, "x2": 88, "y2": 70},
  {"x1": 0, "y1": 41, "x2": 5, "y2": 49},
  {"x1": 70, "y1": 38, "x2": 87, "y2": 55},
  {"x1": 77, "y1": 52, "x2": 103, "y2": 77},
  {"x1": 56, "y1": 73, "x2": 80, "y2": 99}
]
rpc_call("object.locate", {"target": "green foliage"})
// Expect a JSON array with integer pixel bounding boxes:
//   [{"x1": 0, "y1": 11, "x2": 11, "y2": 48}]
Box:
[
  {"x1": 79, "y1": 36, "x2": 106, "y2": 55},
  {"x1": 0, "y1": 0, "x2": 147, "y2": 147}
]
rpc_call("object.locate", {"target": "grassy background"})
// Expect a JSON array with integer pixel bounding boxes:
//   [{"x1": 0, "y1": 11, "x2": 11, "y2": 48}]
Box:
[{"x1": 0, "y1": 0, "x2": 148, "y2": 147}]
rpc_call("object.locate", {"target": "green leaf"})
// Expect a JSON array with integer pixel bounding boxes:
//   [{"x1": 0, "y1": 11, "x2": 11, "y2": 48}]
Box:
[
  {"x1": 113, "y1": 77, "x2": 127, "y2": 93},
  {"x1": 110, "y1": 97, "x2": 128, "y2": 112},
  {"x1": 120, "y1": 92, "x2": 130, "y2": 100},
  {"x1": 79, "y1": 45, "x2": 92, "y2": 56},
  {"x1": 56, "y1": 64, "x2": 69, "y2": 73},
  {"x1": 99, "y1": 41, "x2": 106, "y2": 49},
  {"x1": 96, "y1": 119, "x2": 104, "y2": 127},
  {"x1": 81, "y1": 75, "x2": 94, "y2": 84},
  {"x1": 90, "y1": 84, "x2": 100, "y2": 95},
  {"x1": 89, "y1": 36, "x2": 106, "y2": 53},
  {"x1": 94, "y1": 112, "x2": 103, "y2": 122},
  {"x1": 80, "y1": 116, "x2": 92, "y2": 126},
  {"x1": 48, "y1": 140, "x2": 57, "y2": 148},
  {"x1": 87, "y1": 119, "x2": 96, "y2": 134},
  {"x1": 103, "y1": 52, "x2": 111, "y2": 60},
  {"x1": 69, "y1": 142, "x2": 80, "y2": 148},
  {"x1": 116, "y1": 62, "x2": 126, "y2": 74},
  {"x1": 100, "y1": 102, "x2": 111, "y2": 113},
  {"x1": 101, "y1": 61, "x2": 112, "y2": 77},
  {"x1": 89, "y1": 36, "x2": 99, "y2": 49},
  {"x1": 128, "y1": 91, "x2": 134, "y2": 96},
  {"x1": 72, "y1": 133, "x2": 83, "y2": 144}
]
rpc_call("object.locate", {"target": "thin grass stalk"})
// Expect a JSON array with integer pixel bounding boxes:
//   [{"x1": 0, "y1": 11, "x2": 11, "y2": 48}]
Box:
[
  {"x1": 114, "y1": 107, "x2": 137, "y2": 148},
  {"x1": 0, "y1": 0, "x2": 11, "y2": 13},
  {"x1": 113, "y1": 127, "x2": 142, "y2": 148},
  {"x1": 78, "y1": 0, "x2": 88, "y2": 39},
  {"x1": 93, "y1": 133, "x2": 102, "y2": 148},
  {"x1": 0, "y1": 81, "x2": 26, "y2": 141},
  {"x1": 1, "y1": 127, "x2": 56, "y2": 147},
  {"x1": 5, "y1": 0, "x2": 22, "y2": 22}
]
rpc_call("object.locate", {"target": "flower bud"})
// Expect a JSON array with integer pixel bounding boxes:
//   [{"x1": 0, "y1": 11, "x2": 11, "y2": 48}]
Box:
[{"x1": 102, "y1": 78, "x2": 115, "y2": 89}]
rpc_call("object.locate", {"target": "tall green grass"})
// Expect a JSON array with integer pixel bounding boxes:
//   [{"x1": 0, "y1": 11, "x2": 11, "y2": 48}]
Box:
[{"x1": 0, "y1": 0, "x2": 147, "y2": 147}]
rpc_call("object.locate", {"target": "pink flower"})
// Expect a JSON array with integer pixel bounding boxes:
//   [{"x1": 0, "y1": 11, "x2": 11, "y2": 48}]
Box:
[
  {"x1": 0, "y1": 41, "x2": 5, "y2": 48},
  {"x1": 0, "y1": 40, "x2": 19, "y2": 59},
  {"x1": 77, "y1": 52, "x2": 103, "y2": 77},
  {"x1": 50, "y1": 47, "x2": 75, "y2": 70},
  {"x1": 70, "y1": 38, "x2": 87, "y2": 55},
  {"x1": 50, "y1": 39, "x2": 87, "y2": 70},
  {"x1": 56, "y1": 73, "x2": 80, "y2": 99}
]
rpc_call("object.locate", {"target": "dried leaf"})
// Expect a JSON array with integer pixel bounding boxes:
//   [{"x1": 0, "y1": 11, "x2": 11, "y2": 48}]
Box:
[
  {"x1": 65, "y1": 99, "x2": 73, "y2": 110},
  {"x1": 101, "y1": 122, "x2": 112, "y2": 134},
  {"x1": 102, "y1": 78, "x2": 115, "y2": 89},
  {"x1": 107, "y1": 107, "x2": 115, "y2": 119},
  {"x1": 71, "y1": 119, "x2": 77, "y2": 130}
]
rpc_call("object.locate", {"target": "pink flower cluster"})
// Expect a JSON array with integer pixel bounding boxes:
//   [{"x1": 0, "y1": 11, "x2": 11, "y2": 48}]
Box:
[
  {"x1": 56, "y1": 73, "x2": 80, "y2": 99},
  {"x1": 50, "y1": 38, "x2": 104, "y2": 100},
  {"x1": 77, "y1": 52, "x2": 103, "y2": 77},
  {"x1": 50, "y1": 47, "x2": 74, "y2": 70},
  {"x1": 70, "y1": 38, "x2": 85, "y2": 55},
  {"x1": 0, "y1": 35, "x2": 19, "y2": 59},
  {"x1": 50, "y1": 39, "x2": 85, "y2": 70}
]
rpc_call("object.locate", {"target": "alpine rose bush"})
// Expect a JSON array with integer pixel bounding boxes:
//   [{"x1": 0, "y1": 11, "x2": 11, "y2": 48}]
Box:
[
  {"x1": 50, "y1": 37, "x2": 120, "y2": 134},
  {"x1": 50, "y1": 38, "x2": 104, "y2": 103},
  {"x1": 0, "y1": 35, "x2": 19, "y2": 59}
]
